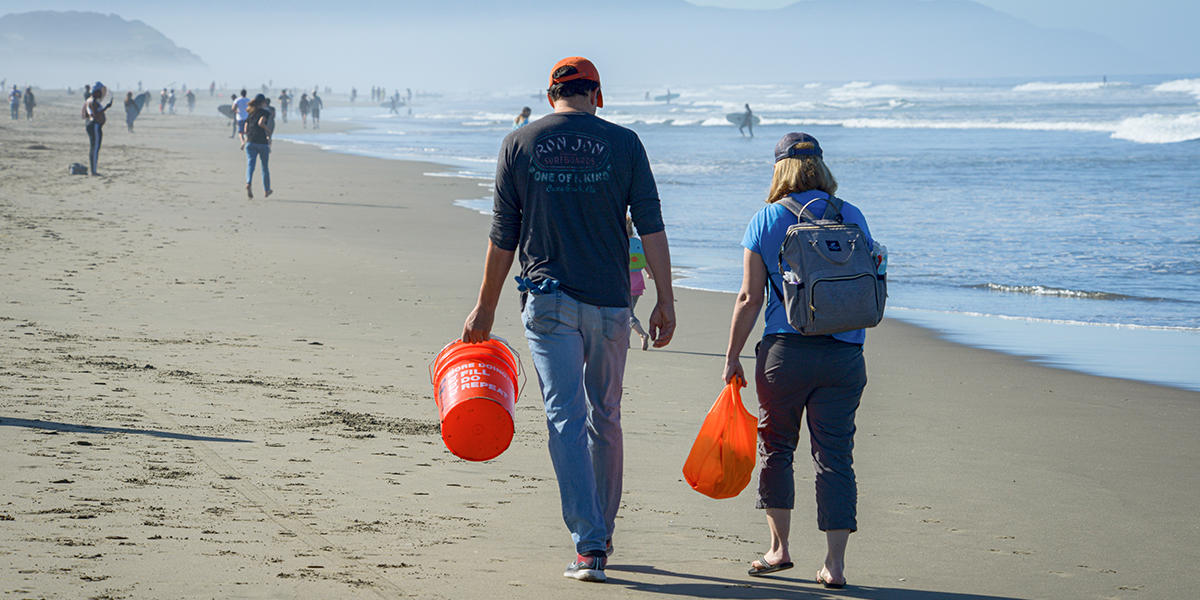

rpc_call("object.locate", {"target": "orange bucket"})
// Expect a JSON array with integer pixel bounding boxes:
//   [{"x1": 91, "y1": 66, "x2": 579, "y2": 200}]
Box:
[{"x1": 430, "y1": 338, "x2": 522, "y2": 462}]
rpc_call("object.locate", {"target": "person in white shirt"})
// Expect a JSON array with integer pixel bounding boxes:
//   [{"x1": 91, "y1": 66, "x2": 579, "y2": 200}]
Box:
[{"x1": 233, "y1": 89, "x2": 250, "y2": 148}]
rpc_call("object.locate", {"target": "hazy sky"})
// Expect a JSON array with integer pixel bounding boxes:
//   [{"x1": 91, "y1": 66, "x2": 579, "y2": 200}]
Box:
[
  {"x1": 690, "y1": 0, "x2": 1199, "y2": 60},
  {"x1": 1, "y1": 0, "x2": 1196, "y2": 90}
]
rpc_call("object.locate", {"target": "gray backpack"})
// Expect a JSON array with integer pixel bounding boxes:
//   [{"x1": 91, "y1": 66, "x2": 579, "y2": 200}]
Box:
[{"x1": 769, "y1": 196, "x2": 886, "y2": 336}]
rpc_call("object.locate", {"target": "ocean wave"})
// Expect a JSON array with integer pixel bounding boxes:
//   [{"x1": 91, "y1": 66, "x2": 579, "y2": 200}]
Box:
[
  {"x1": 967, "y1": 283, "x2": 1187, "y2": 303},
  {"x1": 888, "y1": 306, "x2": 1200, "y2": 333},
  {"x1": 1013, "y1": 81, "x2": 1129, "y2": 92},
  {"x1": 758, "y1": 117, "x2": 1115, "y2": 133},
  {"x1": 1111, "y1": 112, "x2": 1200, "y2": 144},
  {"x1": 1153, "y1": 78, "x2": 1200, "y2": 99}
]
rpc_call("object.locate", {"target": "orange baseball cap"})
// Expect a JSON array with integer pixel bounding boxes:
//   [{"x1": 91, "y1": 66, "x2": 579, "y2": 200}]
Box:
[{"x1": 548, "y1": 56, "x2": 603, "y2": 108}]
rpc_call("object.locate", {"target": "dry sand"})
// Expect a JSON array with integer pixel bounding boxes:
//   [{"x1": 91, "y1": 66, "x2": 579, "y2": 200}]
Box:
[{"x1": 2, "y1": 91, "x2": 1198, "y2": 600}]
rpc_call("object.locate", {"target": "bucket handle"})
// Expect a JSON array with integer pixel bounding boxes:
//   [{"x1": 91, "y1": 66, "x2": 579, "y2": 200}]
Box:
[{"x1": 429, "y1": 335, "x2": 527, "y2": 400}]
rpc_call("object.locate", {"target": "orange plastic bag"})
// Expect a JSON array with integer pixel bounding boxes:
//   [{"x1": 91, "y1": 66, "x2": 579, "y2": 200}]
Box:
[{"x1": 682, "y1": 379, "x2": 758, "y2": 499}]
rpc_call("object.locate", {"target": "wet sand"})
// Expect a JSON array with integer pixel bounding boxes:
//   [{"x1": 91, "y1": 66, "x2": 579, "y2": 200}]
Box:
[{"x1": 2, "y1": 90, "x2": 1198, "y2": 600}]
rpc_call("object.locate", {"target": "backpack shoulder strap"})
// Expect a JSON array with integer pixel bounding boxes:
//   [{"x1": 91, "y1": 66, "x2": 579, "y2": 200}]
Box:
[{"x1": 822, "y1": 196, "x2": 844, "y2": 221}]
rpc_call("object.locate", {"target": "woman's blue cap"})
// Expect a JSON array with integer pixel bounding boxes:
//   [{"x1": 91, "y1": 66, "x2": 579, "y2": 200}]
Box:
[{"x1": 774, "y1": 132, "x2": 822, "y2": 162}]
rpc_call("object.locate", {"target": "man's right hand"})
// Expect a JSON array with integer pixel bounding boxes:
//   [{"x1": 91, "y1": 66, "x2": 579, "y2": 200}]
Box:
[
  {"x1": 461, "y1": 305, "x2": 495, "y2": 343},
  {"x1": 648, "y1": 299, "x2": 676, "y2": 348}
]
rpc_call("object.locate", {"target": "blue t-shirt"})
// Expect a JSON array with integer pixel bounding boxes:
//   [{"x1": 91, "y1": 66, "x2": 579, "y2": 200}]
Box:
[{"x1": 741, "y1": 190, "x2": 875, "y2": 345}]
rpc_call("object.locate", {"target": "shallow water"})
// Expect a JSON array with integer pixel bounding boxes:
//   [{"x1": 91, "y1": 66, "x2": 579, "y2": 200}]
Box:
[{"x1": 281, "y1": 75, "x2": 1200, "y2": 391}]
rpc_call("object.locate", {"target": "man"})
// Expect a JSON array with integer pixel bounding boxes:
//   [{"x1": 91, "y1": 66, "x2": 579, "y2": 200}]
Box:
[
  {"x1": 461, "y1": 56, "x2": 676, "y2": 583},
  {"x1": 8, "y1": 85, "x2": 20, "y2": 120},
  {"x1": 309, "y1": 90, "x2": 323, "y2": 129},
  {"x1": 234, "y1": 89, "x2": 250, "y2": 148},
  {"x1": 278, "y1": 89, "x2": 290, "y2": 123}
]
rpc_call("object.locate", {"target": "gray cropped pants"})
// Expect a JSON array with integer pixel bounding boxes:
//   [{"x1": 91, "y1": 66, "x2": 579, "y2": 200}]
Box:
[{"x1": 754, "y1": 333, "x2": 866, "y2": 532}]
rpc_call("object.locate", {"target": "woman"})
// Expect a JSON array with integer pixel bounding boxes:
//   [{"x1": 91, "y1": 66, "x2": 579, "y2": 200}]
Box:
[
  {"x1": 83, "y1": 83, "x2": 111, "y2": 176},
  {"x1": 513, "y1": 106, "x2": 532, "y2": 129},
  {"x1": 298, "y1": 93, "x2": 310, "y2": 128},
  {"x1": 723, "y1": 132, "x2": 876, "y2": 589},
  {"x1": 123, "y1": 92, "x2": 137, "y2": 132},
  {"x1": 243, "y1": 94, "x2": 273, "y2": 199}
]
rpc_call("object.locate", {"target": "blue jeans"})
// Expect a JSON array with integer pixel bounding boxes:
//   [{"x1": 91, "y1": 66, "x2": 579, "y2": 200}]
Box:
[
  {"x1": 85, "y1": 122, "x2": 102, "y2": 175},
  {"x1": 522, "y1": 290, "x2": 630, "y2": 555},
  {"x1": 245, "y1": 143, "x2": 270, "y2": 192}
]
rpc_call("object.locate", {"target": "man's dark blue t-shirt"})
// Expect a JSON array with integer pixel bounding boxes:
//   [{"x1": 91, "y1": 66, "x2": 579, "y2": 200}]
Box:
[{"x1": 490, "y1": 111, "x2": 664, "y2": 308}]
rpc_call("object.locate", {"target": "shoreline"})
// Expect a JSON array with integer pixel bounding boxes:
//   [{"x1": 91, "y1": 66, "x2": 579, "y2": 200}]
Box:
[
  {"x1": 281, "y1": 118, "x2": 1200, "y2": 394},
  {"x1": 3, "y1": 90, "x2": 1199, "y2": 599}
]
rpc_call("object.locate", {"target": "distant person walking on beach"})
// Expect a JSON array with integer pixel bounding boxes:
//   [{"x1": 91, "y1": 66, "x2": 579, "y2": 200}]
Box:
[
  {"x1": 462, "y1": 56, "x2": 675, "y2": 584},
  {"x1": 83, "y1": 82, "x2": 112, "y2": 176},
  {"x1": 243, "y1": 94, "x2": 273, "y2": 199},
  {"x1": 23, "y1": 87, "x2": 35, "y2": 120},
  {"x1": 739, "y1": 103, "x2": 754, "y2": 138},
  {"x1": 210, "y1": 81, "x2": 216, "y2": 96},
  {"x1": 723, "y1": 132, "x2": 877, "y2": 589},
  {"x1": 298, "y1": 93, "x2": 310, "y2": 128},
  {"x1": 627, "y1": 216, "x2": 653, "y2": 350},
  {"x1": 160, "y1": 88, "x2": 167, "y2": 114},
  {"x1": 228, "y1": 94, "x2": 238, "y2": 138},
  {"x1": 278, "y1": 89, "x2": 291, "y2": 123},
  {"x1": 234, "y1": 89, "x2": 250, "y2": 148},
  {"x1": 186, "y1": 89, "x2": 195, "y2": 113},
  {"x1": 123, "y1": 91, "x2": 137, "y2": 132},
  {"x1": 168, "y1": 89, "x2": 177, "y2": 114},
  {"x1": 513, "y1": 106, "x2": 531, "y2": 129},
  {"x1": 8, "y1": 85, "x2": 20, "y2": 120},
  {"x1": 310, "y1": 91, "x2": 323, "y2": 129}
]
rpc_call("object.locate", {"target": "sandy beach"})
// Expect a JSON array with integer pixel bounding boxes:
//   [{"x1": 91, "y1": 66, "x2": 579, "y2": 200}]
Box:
[{"x1": 2, "y1": 91, "x2": 1198, "y2": 600}]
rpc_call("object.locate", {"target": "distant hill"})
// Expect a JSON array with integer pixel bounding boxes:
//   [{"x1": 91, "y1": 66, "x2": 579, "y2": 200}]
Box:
[{"x1": 0, "y1": 11, "x2": 205, "y2": 68}]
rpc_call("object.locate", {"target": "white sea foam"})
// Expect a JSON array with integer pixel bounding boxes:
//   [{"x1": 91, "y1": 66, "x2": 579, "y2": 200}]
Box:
[
  {"x1": 1111, "y1": 112, "x2": 1200, "y2": 144},
  {"x1": 758, "y1": 117, "x2": 1116, "y2": 133},
  {"x1": 1013, "y1": 81, "x2": 1128, "y2": 92},
  {"x1": 1153, "y1": 78, "x2": 1200, "y2": 99}
]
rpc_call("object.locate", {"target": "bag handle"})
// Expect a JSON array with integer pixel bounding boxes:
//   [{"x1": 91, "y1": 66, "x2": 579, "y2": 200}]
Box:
[{"x1": 776, "y1": 194, "x2": 844, "y2": 224}]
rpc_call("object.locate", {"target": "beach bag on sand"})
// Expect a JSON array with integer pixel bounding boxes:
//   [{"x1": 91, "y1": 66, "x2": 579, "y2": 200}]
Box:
[
  {"x1": 772, "y1": 196, "x2": 887, "y2": 336},
  {"x1": 682, "y1": 379, "x2": 757, "y2": 499},
  {"x1": 68, "y1": 163, "x2": 87, "y2": 175}
]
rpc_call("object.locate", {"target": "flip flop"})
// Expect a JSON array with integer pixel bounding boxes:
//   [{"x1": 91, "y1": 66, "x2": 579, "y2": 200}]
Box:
[
  {"x1": 816, "y1": 569, "x2": 846, "y2": 589},
  {"x1": 747, "y1": 555, "x2": 793, "y2": 576}
]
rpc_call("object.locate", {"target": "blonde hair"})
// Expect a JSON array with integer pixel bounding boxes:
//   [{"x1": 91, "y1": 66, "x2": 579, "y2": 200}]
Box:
[{"x1": 765, "y1": 143, "x2": 838, "y2": 203}]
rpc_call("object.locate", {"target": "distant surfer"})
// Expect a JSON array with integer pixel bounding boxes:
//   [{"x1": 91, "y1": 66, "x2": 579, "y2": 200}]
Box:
[
  {"x1": 513, "y1": 106, "x2": 531, "y2": 129},
  {"x1": 278, "y1": 89, "x2": 291, "y2": 123},
  {"x1": 23, "y1": 87, "x2": 35, "y2": 120},
  {"x1": 350, "y1": 87, "x2": 357, "y2": 103},
  {"x1": 665, "y1": 88, "x2": 672, "y2": 104},
  {"x1": 83, "y1": 82, "x2": 111, "y2": 176},
  {"x1": 739, "y1": 103, "x2": 754, "y2": 138},
  {"x1": 310, "y1": 91, "x2": 323, "y2": 129},
  {"x1": 389, "y1": 94, "x2": 399, "y2": 115},
  {"x1": 124, "y1": 91, "x2": 137, "y2": 132}
]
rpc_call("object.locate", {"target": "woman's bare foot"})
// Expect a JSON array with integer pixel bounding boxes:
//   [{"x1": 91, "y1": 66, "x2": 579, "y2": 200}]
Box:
[
  {"x1": 816, "y1": 565, "x2": 846, "y2": 589},
  {"x1": 245, "y1": 184, "x2": 253, "y2": 199}
]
